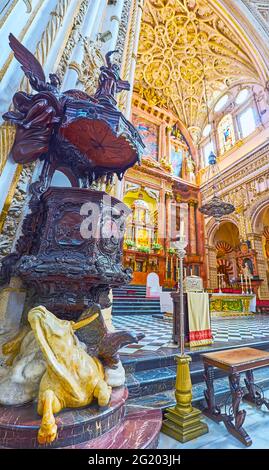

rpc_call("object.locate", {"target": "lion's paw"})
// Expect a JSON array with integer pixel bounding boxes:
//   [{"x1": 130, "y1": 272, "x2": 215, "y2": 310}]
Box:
[{"x1": 37, "y1": 423, "x2": 58, "y2": 445}]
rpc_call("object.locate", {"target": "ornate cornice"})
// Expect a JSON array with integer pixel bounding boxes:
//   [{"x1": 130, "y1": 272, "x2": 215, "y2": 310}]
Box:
[{"x1": 201, "y1": 141, "x2": 269, "y2": 199}]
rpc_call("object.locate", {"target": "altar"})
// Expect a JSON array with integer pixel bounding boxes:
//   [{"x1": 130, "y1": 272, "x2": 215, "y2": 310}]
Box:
[{"x1": 209, "y1": 293, "x2": 256, "y2": 317}]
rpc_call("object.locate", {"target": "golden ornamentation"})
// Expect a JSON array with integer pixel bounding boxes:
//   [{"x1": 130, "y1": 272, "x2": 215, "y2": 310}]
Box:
[
  {"x1": 69, "y1": 36, "x2": 105, "y2": 96},
  {"x1": 160, "y1": 157, "x2": 172, "y2": 172},
  {"x1": 23, "y1": 0, "x2": 32, "y2": 12},
  {"x1": 0, "y1": 0, "x2": 43, "y2": 81},
  {"x1": 0, "y1": 0, "x2": 19, "y2": 29},
  {"x1": 28, "y1": 306, "x2": 112, "y2": 445},
  {"x1": 162, "y1": 355, "x2": 208, "y2": 442},
  {"x1": 135, "y1": 0, "x2": 259, "y2": 138},
  {"x1": 0, "y1": 123, "x2": 16, "y2": 176},
  {"x1": 118, "y1": 0, "x2": 139, "y2": 112},
  {"x1": 20, "y1": 0, "x2": 72, "y2": 92}
]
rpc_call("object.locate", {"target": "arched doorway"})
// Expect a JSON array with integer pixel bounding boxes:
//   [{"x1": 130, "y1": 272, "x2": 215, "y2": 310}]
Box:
[
  {"x1": 213, "y1": 222, "x2": 240, "y2": 288},
  {"x1": 251, "y1": 204, "x2": 269, "y2": 299}
]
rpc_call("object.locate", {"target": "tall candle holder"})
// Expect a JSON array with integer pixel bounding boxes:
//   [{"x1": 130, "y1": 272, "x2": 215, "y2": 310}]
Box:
[
  {"x1": 161, "y1": 232, "x2": 208, "y2": 442},
  {"x1": 240, "y1": 274, "x2": 245, "y2": 295}
]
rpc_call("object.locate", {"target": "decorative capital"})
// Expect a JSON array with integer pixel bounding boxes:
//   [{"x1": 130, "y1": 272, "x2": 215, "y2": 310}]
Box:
[{"x1": 188, "y1": 199, "x2": 197, "y2": 207}]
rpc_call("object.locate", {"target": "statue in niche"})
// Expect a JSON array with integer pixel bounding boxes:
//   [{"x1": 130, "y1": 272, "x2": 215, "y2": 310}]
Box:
[
  {"x1": 185, "y1": 152, "x2": 196, "y2": 183},
  {"x1": 94, "y1": 50, "x2": 130, "y2": 104}
]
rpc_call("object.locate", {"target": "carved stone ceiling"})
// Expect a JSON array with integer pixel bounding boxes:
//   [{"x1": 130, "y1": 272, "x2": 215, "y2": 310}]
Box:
[{"x1": 134, "y1": 0, "x2": 260, "y2": 142}]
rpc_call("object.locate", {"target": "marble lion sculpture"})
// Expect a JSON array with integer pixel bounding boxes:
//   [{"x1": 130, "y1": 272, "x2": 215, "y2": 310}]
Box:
[{"x1": 27, "y1": 306, "x2": 112, "y2": 445}]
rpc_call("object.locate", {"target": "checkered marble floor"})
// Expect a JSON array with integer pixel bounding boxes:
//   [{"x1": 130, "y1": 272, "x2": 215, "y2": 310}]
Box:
[{"x1": 113, "y1": 314, "x2": 269, "y2": 355}]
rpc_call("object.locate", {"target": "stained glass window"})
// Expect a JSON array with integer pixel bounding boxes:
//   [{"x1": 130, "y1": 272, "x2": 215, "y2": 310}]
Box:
[
  {"x1": 238, "y1": 107, "x2": 256, "y2": 138},
  {"x1": 203, "y1": 140, "x2": 214, "y2": 167},
  {"x1": 215, "y1": 95, "x2": 229, "y2": 112},
  {"x1": 171, "y1": 145, "x2": 183, "y2": 177},
  {"x1": 218, "y1": 114, "x2": 235, "y2": 154},
  {"x1": 236, "y1": 89, "x2": 249, "y2": 105}
]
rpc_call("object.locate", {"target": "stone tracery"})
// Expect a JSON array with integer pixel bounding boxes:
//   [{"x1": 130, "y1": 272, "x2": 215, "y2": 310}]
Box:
[{"x1": 135, "y1": 0, "x2": 261, "y2": 141}]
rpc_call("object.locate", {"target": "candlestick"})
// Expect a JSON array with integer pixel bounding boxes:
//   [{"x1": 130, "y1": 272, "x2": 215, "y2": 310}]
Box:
[
  {"x1": 240, "y1": 274, "x2": 244, "y2": 295},
  {"x1": 162, "y1": 240, "x2": 208, "y2": 442},
  {"x1": 249, "y1": 276, "x2": 252, "y2": 294}
]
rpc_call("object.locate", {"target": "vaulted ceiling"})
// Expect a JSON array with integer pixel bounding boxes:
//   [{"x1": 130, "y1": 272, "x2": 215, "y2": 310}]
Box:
[{"x1": 134, "y1": 0, "x2": 261, "y2": 142}]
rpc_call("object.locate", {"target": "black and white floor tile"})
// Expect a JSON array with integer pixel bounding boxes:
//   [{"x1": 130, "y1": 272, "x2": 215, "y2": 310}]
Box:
[{"x1": 113, "y1": 315, "x2": 269, "y2": 355}]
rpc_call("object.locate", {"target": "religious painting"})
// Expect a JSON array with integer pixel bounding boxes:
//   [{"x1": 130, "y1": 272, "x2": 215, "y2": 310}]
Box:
[
  {"x1": 132, "y1": 115, "x2": 158, "y2": 160},
  {"x1": 218, "y1": 114, "x2": 235, "y2": 154},
  {"x1": 171, "y1": 145, "x2": 183, "y2": 177},
  {"x1": 137, "y1": 228, "x2": 150, "y2": 247}
]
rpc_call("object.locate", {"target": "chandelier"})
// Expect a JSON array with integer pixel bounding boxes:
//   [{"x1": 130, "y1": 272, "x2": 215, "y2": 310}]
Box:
[{"x1": 197, "y1": 24, "x2": 235, "y2": 223}]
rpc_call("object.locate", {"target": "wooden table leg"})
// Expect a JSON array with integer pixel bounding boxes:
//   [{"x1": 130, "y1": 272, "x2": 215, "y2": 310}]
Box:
[
  {"x1": 222, "y1": 372, "x2": 252, "y2": 447},
  {"x1": 243, "y1": 369, "x2": 269, "y2": 410},
  {"x1": 203, "y1": 363, "x2": 222, "y2": 422}
]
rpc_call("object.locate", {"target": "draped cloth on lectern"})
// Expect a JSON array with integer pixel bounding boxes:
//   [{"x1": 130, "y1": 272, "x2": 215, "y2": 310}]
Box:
[{"x1": 187, "y1": 293, "x2": 212, "y2": 347}]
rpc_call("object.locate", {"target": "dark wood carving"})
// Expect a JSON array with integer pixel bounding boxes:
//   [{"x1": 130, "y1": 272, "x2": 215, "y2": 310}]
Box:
[
  {"x1": 0, "y1": 34, "x2": 145, "y2": 323},
  {"x1": 3, "y1": 34, "x2": 144, "y2": 183},
  {"x1": 76, "y1": 304, "x2": 144, "y2": 368},
  {"x1": 14, "y1": 188, "x2": 132, "y2": 319}
]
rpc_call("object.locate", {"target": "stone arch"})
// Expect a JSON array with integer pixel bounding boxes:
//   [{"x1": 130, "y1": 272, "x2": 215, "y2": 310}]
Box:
[
  {"x1": 246, "y1": 194, "x2": 269, "y2": 233},
  {"x1": 206, "y1": 214, "x2": 240, "y2": 247}
]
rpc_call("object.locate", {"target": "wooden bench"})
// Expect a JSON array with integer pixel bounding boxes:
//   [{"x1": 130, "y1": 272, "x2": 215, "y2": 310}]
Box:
[{"x1": 202, "y1": 347, "x2": 269, "y2": 446}]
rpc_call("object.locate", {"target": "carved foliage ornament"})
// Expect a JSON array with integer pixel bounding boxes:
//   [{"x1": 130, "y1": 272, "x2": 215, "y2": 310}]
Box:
[{"x1": 135, "y1": 0, "x2": 259, "y2": 137}]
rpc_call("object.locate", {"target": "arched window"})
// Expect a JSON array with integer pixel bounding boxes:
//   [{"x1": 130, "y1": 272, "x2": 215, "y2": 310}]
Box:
[
  {"x1": 202, "y1": 140, "x2": 214, "y2": 167},
  {"x1": 238, "y1": 107, "x2": 257, "y2": 138},
  {"x1": 215, "y1": 94, "x2": 229, "y2": 112},
  {"x1": 171, "y1": 145, "x2": 183, "y2": 177},
  {"x1": 218, "y1": 114, "x2": 235, "y2": 154}
]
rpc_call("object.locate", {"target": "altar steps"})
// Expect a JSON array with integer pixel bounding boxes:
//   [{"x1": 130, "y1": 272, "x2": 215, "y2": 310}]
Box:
[
  {"x1": 122, "y1": 339, "x2": 269, "y2": 405},
  {"x1": 112, "y1": 299, "x2": 161, "y2": 316},
  {"x1": 112, "y1": 285, "x2": 161, "y2": 316}
]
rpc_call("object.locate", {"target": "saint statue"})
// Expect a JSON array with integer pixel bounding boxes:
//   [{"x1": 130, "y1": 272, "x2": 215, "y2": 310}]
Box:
[
  {"x1": 94, "y1": 50, "x2": 130, "y2": 104},
  {"x1": 186, "y1": 152, "x2": 196, "y2": 183}
]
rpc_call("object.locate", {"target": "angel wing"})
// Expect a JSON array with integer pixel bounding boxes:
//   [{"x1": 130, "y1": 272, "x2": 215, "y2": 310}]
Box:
[{"x1": 9, "y1": 33, "x2": 46, "y2": 83}]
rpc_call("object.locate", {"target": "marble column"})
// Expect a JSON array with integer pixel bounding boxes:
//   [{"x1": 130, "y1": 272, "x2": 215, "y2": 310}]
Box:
[
  {"x1": 165, "y1": 192, "x2": 173, "y2": 248},
  {"x1": 62, "y1": 0, "x2": 104, "y2": 91},
  {"x1": 249, "y1": 233, "x2": 269, "y2": 299},
  {"x1": 125, "y1": 0, "x2": 144, "y2": 119},
  {"x1": 166, "y1": 127, "x2": 171, "y2": 163},
  {"x1": 100, "y1": 0, "x2": 125, "y2": 55},
  {"x1": 188, "y1": 200, "x2": 197, "y2": 255},
  {"x1": 207, "y1": 246, "x2": 218, "y2": 289},
  {"x1": 159, "y1": 187, "x2": 166, "y2": 248}
]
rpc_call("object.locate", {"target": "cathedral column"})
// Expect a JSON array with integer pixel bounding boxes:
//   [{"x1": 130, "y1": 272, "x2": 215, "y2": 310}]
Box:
[
  {"x1": 166, "y1": 127, "x2": 171, "y2": 163},
  {"x1": 115, "y1": 0, "x2": 144, "y2": 201},
  {"x1": 158, "y1": 123, "x2": 167, "y2": 161},
  {"x1": 207, "y1": 245, "x2": 218, "y2": 289},
  {"x1": 101, "y1": 0, "x2": 125, "y2": 55},
  {"x1": 62, "y1": 0, "x2": 105, "y2": 90},
  {"x1": 249, "y1": 233, "x2": 269, "y2": 299},
  {"x1": 159, "y1": 186, "x2": 166, "y2": 247},
  {"x1": 188, "y1": 200, "x2": 197, "y2": 255},
  {"x1": 125, "y1": 0, "x2": 144, "y2": 119},
  {"x1": 165, "y1": 192, "x2": 173, "y2": 248}
]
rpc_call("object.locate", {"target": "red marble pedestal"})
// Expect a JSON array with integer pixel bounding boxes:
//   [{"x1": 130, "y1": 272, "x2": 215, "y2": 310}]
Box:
[{"x1": 0, "y1": 387, "x2": 161, "y2": 449}]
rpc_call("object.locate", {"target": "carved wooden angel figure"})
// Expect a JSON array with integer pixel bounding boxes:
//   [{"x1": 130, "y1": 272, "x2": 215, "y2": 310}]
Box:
[
  {"x1": 94, "y1": 50, "x2": 130, "y2": 104},
  {"x1": 2, "y1": 34, "x2": 92, "y2": 164}
]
